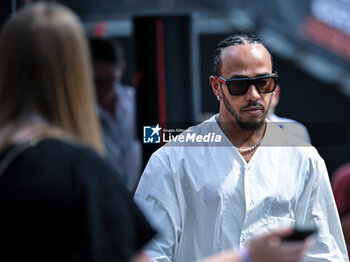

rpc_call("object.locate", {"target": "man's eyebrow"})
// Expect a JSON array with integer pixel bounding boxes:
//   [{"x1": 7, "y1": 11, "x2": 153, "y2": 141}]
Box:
[{"x1": 228, "y1": 72, "x2": 271, "y2": 79}]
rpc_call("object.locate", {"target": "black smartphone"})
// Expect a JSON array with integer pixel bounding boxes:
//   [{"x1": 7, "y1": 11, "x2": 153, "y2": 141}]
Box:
[{"x1": 282, "y1": 227, "x2": 317, "y2": 242}]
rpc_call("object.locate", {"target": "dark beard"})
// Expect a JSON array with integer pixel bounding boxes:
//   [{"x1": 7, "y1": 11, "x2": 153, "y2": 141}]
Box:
[
  {"x1": 221, "y1": 89, "x2": 268, "y2": 131},
  {"x1": 237, "y1": 119, "x2": 265, "y2": 131}
]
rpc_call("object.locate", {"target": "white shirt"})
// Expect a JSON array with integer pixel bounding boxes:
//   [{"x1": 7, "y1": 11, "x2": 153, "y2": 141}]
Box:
[{"x1": 135, "y1": 115, "x2": 348, "y2": 262}]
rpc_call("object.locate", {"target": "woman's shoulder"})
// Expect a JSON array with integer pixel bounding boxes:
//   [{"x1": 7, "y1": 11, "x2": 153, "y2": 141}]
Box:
[
  {"x1": 17, "y1": 138, "x2": 103, "y2": 166},
  {"x1": 4, "y1": 138, "x2": 119, "y2": 183},
  {"x1": 8, "y1": 137, "x2": 94, "y2": 157},
  {"x1": 34, "y1": 138, "x2": 120, "y2": 179}
]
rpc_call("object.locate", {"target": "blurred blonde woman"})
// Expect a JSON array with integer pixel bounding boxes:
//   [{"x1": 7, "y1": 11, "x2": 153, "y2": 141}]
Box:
[{"x1": 0, "y1": 2, "x2": 154, "y2": 261}]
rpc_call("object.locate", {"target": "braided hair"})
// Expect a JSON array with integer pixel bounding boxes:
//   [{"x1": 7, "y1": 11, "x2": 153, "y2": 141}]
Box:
[{"x1": 211, "y1": 33, "x2": 272, "y2": 75}]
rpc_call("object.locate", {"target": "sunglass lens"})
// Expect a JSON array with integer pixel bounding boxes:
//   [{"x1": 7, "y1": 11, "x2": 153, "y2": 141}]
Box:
[
  {"x1": 228, "y1": 80, "x2": 249, "y2": 95},
  {"x1": 256, "y1": 78, "x2": 275, "y2": 92}
]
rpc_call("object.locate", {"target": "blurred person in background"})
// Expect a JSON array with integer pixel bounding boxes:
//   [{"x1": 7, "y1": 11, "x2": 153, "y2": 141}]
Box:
[
  {"x1": 0, "y1": 2, "x2": 154, "y2": 261},
  {"x1": 90, "y1": 38, "x2": 142, "y2": 191},
  {"x1": 135, "y1": 34, "x2": 348, "y2": 262},
  {"x1": 267, "y1": 85, "x2": 311, "y2": 143},
  {"x1": 332, "y1": 163, "x2": 350, "y2": 259}
]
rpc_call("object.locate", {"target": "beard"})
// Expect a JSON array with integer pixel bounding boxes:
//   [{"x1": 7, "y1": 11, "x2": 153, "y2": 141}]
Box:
[{"x1": 221, "y1": 89, "x2": 270, "y2": 131}]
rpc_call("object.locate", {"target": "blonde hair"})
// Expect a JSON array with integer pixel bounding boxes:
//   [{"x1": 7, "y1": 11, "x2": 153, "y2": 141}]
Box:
[{"x1": 0, "y1": 2, "x2": 104, "y2": 153}]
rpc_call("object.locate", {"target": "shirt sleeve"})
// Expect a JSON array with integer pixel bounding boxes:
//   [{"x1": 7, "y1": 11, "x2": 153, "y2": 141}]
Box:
[
  {"x1": 73, "y1": 148, "x2": 155, "y2": 262},
  {"x1": 297, "y1": 155, "x2": 348, "y2": 262},
  {"x1": 134, "y1": 152, "x2": 182, "y2": 262}
]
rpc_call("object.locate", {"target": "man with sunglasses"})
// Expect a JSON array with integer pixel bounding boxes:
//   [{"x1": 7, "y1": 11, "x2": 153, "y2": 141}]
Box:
[{"x1": 135, "y1": 34, "x2": 348, "y2": 262}]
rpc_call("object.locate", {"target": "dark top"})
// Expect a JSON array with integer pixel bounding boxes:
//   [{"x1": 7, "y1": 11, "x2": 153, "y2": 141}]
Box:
[{"x1": 0, "y1": 139, "x2": 155, "y2": 262}]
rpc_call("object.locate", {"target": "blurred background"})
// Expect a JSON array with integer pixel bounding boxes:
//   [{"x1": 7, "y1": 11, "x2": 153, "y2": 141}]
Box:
[{"x1": 2, "y1": 0, "x2": 350, "y2": 177}]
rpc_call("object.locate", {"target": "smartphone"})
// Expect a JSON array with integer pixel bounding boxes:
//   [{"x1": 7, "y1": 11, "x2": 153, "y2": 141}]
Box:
[{"x1": 282, "y1": 227, "x2": 317, "y2": 242}]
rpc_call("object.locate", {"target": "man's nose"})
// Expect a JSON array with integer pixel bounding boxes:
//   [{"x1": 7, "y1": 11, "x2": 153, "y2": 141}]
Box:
[{"x1": 245, "y1": 83, "x2": 260, "y2": 100}]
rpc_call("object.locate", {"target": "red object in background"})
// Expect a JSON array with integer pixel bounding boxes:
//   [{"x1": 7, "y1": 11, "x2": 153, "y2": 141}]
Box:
[
  {"x1": 303, "y1": 15, "x2": 350, "y2": 62},
  {"x1": 133, "y1": 72, "x2": 143, "y2": 90},
  {"x1": 332, "y1": 163, "x2": 350, "y2": 260},
  {"x1": 332, "y1": 163, "x2": 350, "y2": 217},
  {"x1": 92, "y1": 22, "x2": 108, "y2": 38}
]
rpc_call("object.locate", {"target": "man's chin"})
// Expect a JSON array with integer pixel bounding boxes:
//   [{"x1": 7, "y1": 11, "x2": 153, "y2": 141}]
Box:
[{"x1": 237, "y1": 119, "x2": 265, "y2": 131}]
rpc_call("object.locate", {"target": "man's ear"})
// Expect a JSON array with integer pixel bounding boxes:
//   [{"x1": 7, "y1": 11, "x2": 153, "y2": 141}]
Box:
[
  {"x1": 210, "y1": 75, "x2": 222, "y2": 99},
  {"x1": 270, "y1": 85, "x2": 280, "y2": 108}
]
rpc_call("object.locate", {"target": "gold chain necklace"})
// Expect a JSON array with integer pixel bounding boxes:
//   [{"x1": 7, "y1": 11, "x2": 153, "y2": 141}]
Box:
[{"x1": 236, "y1": 122, "x2": 267, "y2": 153}]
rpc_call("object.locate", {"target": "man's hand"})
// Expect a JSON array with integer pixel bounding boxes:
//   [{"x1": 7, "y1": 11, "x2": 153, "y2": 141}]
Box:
[{"x1": 248, "y1": 228, "x2": 312, "y2": 262}]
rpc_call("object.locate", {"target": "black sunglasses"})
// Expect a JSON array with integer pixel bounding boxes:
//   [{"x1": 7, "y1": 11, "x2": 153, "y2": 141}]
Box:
[{"x1": 216, "y1": 72, "x2": 278, "y2": 96}]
